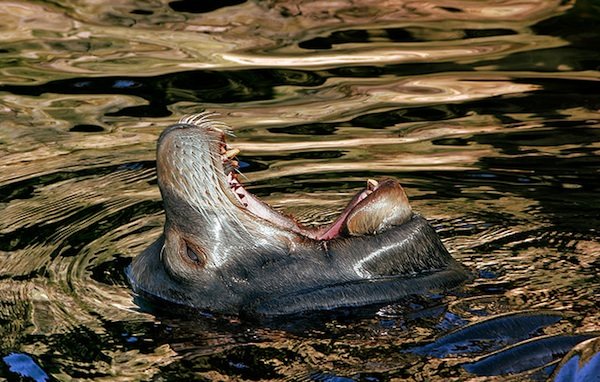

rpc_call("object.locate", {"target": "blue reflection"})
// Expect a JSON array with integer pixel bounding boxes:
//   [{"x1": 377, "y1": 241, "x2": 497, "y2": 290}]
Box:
[
  {"x1": 410, "y1": 311, "x2": 564, "y2": 358},
  {"x1": 311, "y1": 372, "x2": 355, "y2": 381},
  {"x1": 3, "y1": 353, "x2": 49, "y2": 382},
  {"x1": 238, "y1": 160, "x2": 250, "y2": 169},
  {"x1": 478, "y1": 269, "x2": 497, "y2": 279},
  {"x1": 113, "y1": 80, "x2": 137, "y2": 88},
  {"x1": 553, "y1": 348, "x2": 600, "y2": 382},
  {"x1": 73, "y1": 80, "x2": 92, "y2": 88}
]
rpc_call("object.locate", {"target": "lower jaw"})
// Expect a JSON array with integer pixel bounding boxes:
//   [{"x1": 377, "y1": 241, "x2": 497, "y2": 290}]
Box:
[{"x1": 247, "y1": 267, "x2": 470, "y2": 317}]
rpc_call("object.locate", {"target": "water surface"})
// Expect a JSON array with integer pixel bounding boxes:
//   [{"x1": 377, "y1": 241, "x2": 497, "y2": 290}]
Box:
[{"x1": 0, "y1": 0, "x2": 599, "y2": 380}]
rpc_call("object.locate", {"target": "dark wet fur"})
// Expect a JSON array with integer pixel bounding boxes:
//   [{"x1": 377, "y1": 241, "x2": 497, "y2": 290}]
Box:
[{"x1": 129, "y1": 214, "x2": 471, "y2": 316}]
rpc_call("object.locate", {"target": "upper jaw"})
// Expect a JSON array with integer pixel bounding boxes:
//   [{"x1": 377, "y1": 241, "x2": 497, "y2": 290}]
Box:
[{"x1": 159, "y1": 116, "x2": 413, "y2": 242}]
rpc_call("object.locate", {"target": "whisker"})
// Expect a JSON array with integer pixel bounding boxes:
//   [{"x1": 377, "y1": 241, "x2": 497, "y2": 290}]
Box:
[
  {"x1": 164, "y1": 113, "x2": 253, "y2": 241},
  {"x1": 179, "y1": 112, "x2": 235, "y2": 136},
  {"x1": 234, "y1": 167, "x2": 249, "y2": 182}
]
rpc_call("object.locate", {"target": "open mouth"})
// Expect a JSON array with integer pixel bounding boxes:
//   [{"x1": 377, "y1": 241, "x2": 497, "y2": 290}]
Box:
[
  {"x1": 131, "y1": 114, "x2": 469, "y2": 316},
  {"x1": 217, "y1": 137, "x2": 401, "y2": 241}
]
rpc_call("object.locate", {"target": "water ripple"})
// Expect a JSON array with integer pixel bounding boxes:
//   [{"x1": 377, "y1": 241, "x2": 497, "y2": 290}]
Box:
[{"x1": 1, "y1": 0, "x2": 599, "y2": 380}]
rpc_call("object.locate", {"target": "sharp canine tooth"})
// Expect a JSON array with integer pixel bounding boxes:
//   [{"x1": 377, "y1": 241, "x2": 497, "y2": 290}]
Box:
[
  {"x1": 367, "y1": 178, "x2": 378, "y2": 190},
  {"x1": 225, "y1": 148, "x2": 240, "y2": 159}
]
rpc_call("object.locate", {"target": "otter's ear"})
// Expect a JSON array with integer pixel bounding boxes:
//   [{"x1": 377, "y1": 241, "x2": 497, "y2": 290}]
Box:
[
  {"x1": 344, "y1": 179, "x2": 412, "y2": 236},
  {"x1": 162, "y1": 226, "x2": 208, "y2": 281}
]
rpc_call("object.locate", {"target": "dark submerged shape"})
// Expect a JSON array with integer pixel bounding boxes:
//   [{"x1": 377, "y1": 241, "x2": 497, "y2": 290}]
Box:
[{"x1": 128, "y1": 113, "x2": 470, "y2": 316}]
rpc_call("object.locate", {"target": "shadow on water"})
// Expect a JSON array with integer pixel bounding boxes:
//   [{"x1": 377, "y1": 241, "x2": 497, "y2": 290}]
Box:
[{"x1": 0, "y1": 0, "x2": 599, "y2": 380}]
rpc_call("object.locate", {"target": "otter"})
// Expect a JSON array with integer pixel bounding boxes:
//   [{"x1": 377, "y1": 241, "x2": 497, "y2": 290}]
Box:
[{"x1": 127, "y1": 112, "x2": 470, "y2": 316}]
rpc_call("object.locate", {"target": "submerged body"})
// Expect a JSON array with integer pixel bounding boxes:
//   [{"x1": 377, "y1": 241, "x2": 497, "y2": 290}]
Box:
[{"x1": 128, "y1": 113, "x2": 470, "y2": 316}]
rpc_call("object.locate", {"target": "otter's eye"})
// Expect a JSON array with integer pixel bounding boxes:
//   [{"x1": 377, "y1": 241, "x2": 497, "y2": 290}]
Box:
[
  {"x1": 182, "y1": 240, "x2": 206, "y2": 267},
  {"x1": 186, "y1": 247, "x2": 200, "y2": 263}
]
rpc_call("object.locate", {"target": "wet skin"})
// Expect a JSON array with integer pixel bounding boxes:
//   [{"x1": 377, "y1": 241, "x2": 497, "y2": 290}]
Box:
[{"x1": 128, "y1": 113, "x2": 470, "y2": 316}]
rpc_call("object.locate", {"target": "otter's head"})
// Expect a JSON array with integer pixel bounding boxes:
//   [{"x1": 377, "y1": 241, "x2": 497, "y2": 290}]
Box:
[
  {"x1": 156, "y1": 114, "x2": 242, "y2": 227},
  {"x1": 128, "y1": 113, "x2": 469, "y2": 316},
  {"x1": 128, "y1": 113, "x2": 301, "y2": 311}
]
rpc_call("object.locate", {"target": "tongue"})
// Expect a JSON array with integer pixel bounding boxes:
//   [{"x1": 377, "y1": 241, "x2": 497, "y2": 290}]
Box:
[
  {"x1": 318, "y1": 179, "x2": 412, "y2": 239},
  {"x1": 316, "y1": 216, "x2": 348, "y2": 240},
  {"x1": 316, "y1": 189, "x2": 370, "y2": 240}
]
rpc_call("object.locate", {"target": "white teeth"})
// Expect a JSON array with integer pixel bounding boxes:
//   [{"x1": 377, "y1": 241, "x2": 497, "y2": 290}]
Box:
[
  {"x1": 225, "y1": 148, "x2": 240, "y2": 159},
  {"x1": 367, "y1": 178, "x2": 378, "y2": 190}
]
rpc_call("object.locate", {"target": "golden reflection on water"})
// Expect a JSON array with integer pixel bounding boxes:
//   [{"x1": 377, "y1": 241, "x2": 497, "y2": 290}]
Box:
[
  {"x1": 0, "y1": 0, "x2": 599, "y2": 381},
  {"x1": 0, "y1": 0, "x2": 573, "y2": 77}
]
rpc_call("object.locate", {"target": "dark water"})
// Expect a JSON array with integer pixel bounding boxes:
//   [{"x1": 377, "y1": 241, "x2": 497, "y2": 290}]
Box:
[{"x1": 1, "y1": 0, "x2": 599, "y2": 381}]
